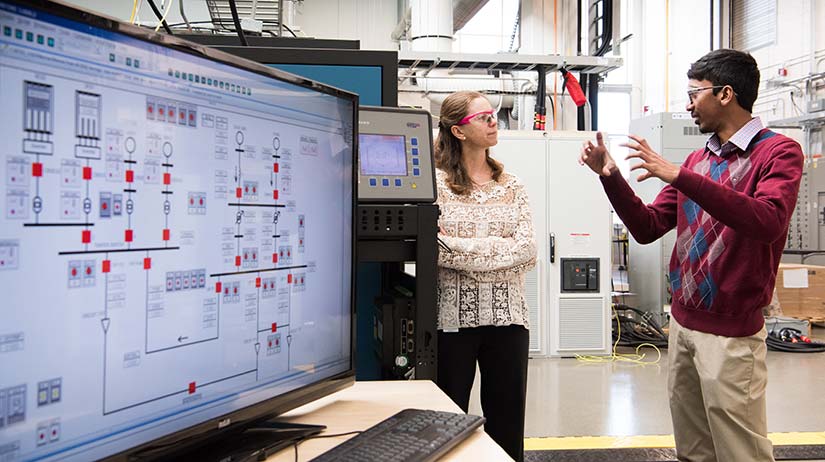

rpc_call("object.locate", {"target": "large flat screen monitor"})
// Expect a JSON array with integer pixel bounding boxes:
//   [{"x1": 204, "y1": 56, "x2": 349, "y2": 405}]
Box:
[{"x1": 0, "y1": 1, "x2": 356, "y2": 460}]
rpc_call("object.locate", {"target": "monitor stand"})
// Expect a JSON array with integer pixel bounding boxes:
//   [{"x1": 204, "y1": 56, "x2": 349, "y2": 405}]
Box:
[{"x1": 136, "y1": 420, "x2": 326, "y2": 461}]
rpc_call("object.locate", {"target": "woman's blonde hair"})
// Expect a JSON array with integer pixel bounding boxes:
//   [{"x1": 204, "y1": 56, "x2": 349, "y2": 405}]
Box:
[{"x1": 434, "y1": 91, "x2": 503, "y2": 195}]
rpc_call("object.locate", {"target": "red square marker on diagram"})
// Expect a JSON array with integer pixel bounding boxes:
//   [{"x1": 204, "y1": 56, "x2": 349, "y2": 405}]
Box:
[
  {"x1": 273, "y1": 190, "x2": 279, "y2": 200},
  {"x1": 163, "y1": 173, "x2": 171, "y2": 185},
  {"x1": 271, "y1": 323, "x2": 277, "y2": 332},
  {"x1": 125, "y1": 170, "x2": 134, "y2": 183},
  {"x1": 125, "y1": 229, "x2": 133, "y2": 242},
  {"x1": 163, "y1": 229, "x2": 170, "y2": 241},
  {"x1": 272, "y1": 253, "x2": 278, "y2": 263},
  {"x1": 273, "y1": 163, "x2": 279, "y2": 173},
  {"x1": 236, "y1": 187, "x2": 242, "y2": 199},
  {"x1": 81, "y1": 230, "x2": 91, "y2": 244},
  {"x1": 255, "y1": 277, "x2": 261, "y2": 288},
  {"x1": 215, "y1": 282, "x2": 222, "y2": 293},
  {"x1": 102, "y1": 260, "x2": 111, "y2": 273},
  {"x1": 82, "y1": 166, "x2": 92, "y2": 180},
  {"x1": 235, "y1": 256, "x2": 241, "y2": 267},
  {"x1": 32, "y1": 162, "x2": 43, "y2": 177},
  {"x1": 188, "y1": 382, "x2": 196, "y2": 394},
  {"x1": 287, "y1": 274, "x2": 292, "y2": 284},
  {"x1": 144, "y1": 258, "x2": 151, "y2": 270}
]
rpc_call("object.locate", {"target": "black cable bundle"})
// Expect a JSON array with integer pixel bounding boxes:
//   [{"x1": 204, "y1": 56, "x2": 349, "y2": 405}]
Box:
[
  {"x1": 227, "y1": 0, "x2": 249, "y2": 46},
  {"x1": 766, "y1": 328, "x2": 825, "y2": 353},
  {"x1": 532, "y1": 65, "x2": 546, "y2": 130},
  {"x1": 612, "y1": 304, "x2": 668, "y2": 348}
]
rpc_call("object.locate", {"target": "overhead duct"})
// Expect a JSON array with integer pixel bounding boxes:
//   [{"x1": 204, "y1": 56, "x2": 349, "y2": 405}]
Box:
[
  {"x1": 395, "y1": 0, "x2": 488, "y2": 43},
  {"x1": 413, "y1": 72, "x2": 525, "y2": 108},
  {"x1": 410, "y1": 0, "x2": 453, "y2": 52}
]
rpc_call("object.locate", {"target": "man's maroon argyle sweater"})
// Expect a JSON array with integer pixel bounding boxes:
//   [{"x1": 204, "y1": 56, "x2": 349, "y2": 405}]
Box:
[{"x1": 601, "y1": 129, "x2": 803, "y2": 337}]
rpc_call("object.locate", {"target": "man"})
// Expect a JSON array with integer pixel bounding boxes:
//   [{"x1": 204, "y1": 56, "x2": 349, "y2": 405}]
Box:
[{"x1": 580, "y1": 49, "x2": 803, "y2": 461}]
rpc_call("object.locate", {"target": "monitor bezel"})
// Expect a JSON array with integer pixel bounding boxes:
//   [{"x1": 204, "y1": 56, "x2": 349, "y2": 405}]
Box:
[
  {"x1": 2, "y1": 1, "x2": 358, "y2": 460},
  {"x1": 174, "y1": 34, "x2": 361, "y2": 50}
]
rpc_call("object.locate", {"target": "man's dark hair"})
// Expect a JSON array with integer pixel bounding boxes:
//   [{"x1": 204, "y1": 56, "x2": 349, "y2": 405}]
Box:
[{"x1": 687, "y1": 49, "x2": 759, "y2": 112}]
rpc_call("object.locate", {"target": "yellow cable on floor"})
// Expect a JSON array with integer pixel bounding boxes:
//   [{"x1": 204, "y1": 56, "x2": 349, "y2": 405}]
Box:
[{"x1": 575, "y1": 308, "x2": 662, "y2": 365}]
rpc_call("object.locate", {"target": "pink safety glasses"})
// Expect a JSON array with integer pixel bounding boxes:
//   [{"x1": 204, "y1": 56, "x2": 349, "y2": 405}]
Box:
[{"x1": 457, "y1": 110, "x2": 497, "y2": 126}]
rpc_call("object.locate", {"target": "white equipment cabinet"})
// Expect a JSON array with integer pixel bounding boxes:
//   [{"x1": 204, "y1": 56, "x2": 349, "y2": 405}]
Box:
[
  {"x1": 491, "y1": 130, "x2": 612, "y2": 357},
  {"x1": 627, "y1": 112, "x2": 707, "y2": 315}
]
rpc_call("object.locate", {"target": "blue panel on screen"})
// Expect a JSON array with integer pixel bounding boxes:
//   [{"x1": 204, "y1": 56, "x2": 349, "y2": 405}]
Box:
[{"x1": 270, "y1": 64, "x2": 383, "y2": 106}]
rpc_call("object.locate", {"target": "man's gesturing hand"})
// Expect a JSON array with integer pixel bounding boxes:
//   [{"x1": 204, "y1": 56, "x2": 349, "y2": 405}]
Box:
[
  {"x1": 580, "y1": 132, "x2": 617, "y2": 177},
  {"x1": 622, "y1": 134, "x2": 680, "y2": 184}
]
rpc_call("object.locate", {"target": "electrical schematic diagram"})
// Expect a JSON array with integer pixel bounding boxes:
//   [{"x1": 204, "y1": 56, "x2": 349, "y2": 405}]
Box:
[{"x1": 0, "y1": 22, "x2": 352, "y2": 460}]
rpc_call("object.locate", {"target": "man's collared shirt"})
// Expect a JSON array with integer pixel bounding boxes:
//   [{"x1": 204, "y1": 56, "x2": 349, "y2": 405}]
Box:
[{"x1": 706, "y1": 116, "x2": 764, "y2": 157}]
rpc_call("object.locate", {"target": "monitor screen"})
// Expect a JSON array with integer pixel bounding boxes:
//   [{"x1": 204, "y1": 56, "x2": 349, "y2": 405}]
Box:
[
  {"x1": 201, "y1": 45, "x2": 398, "y2": 107},
  {"x1": 0, "y1": 1, "x2": 355, "y2": 461},
  {"x1": 272, "y1": 64, "x2": 384, "y2": 106},
  {"x1": 358, "y1": 134, "x2": 408, "y2": 177}
]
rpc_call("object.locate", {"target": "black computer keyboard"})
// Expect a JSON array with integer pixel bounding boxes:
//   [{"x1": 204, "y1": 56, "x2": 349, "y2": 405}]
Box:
[{"x1": 310, "y1": 408, "x2": 485, "y2": 462}]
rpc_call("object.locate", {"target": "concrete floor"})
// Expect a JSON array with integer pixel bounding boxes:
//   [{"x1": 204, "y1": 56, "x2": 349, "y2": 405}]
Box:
[{"x1": 467, "y1": 326, "x2": 825, "y2": 457}]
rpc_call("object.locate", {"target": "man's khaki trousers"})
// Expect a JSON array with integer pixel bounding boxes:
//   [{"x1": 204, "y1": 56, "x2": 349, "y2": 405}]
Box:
[{"x1": 668, "y1": 317, "x2": 774, "y2": 462}]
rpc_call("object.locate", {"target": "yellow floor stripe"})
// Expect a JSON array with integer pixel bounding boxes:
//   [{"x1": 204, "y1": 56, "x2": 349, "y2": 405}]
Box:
[
  {"x1": 525, "y1": 432, "x2": 825, "y2": 451},
  {"x1": 770, "y1": 432, "x2": 825, "y2": 446}
]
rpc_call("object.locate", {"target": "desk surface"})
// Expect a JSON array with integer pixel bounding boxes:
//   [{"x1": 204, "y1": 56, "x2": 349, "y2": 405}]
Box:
[{"x1": 266, "y1": 380, "x2": 511, "y2": 461}]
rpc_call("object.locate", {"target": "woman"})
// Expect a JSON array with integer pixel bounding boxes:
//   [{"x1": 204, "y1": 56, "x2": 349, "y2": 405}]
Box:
[{"x1": 434, "y1": 91, "x2": 537, "y2": 462}]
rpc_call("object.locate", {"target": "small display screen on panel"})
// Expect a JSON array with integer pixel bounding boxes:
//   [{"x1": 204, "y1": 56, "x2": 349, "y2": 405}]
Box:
[{"x1": 359, "y1": 134, "x2": 408, "y2": 176}]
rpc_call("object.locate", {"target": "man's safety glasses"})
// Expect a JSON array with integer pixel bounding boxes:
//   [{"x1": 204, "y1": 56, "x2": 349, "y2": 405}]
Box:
[{"x1": 686, "y1": 85, "x2": 728, "y2": 103}]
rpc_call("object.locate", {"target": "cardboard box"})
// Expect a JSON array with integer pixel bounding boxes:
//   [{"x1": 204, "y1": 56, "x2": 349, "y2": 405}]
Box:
[{"x1": 774, "y1": 263, "x2": 825, "y2": 320}]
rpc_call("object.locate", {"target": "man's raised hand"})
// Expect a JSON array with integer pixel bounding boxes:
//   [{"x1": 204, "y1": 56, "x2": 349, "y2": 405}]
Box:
[{"x1": 580, "y1": 132, "x2": 617, "y2": 177}]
